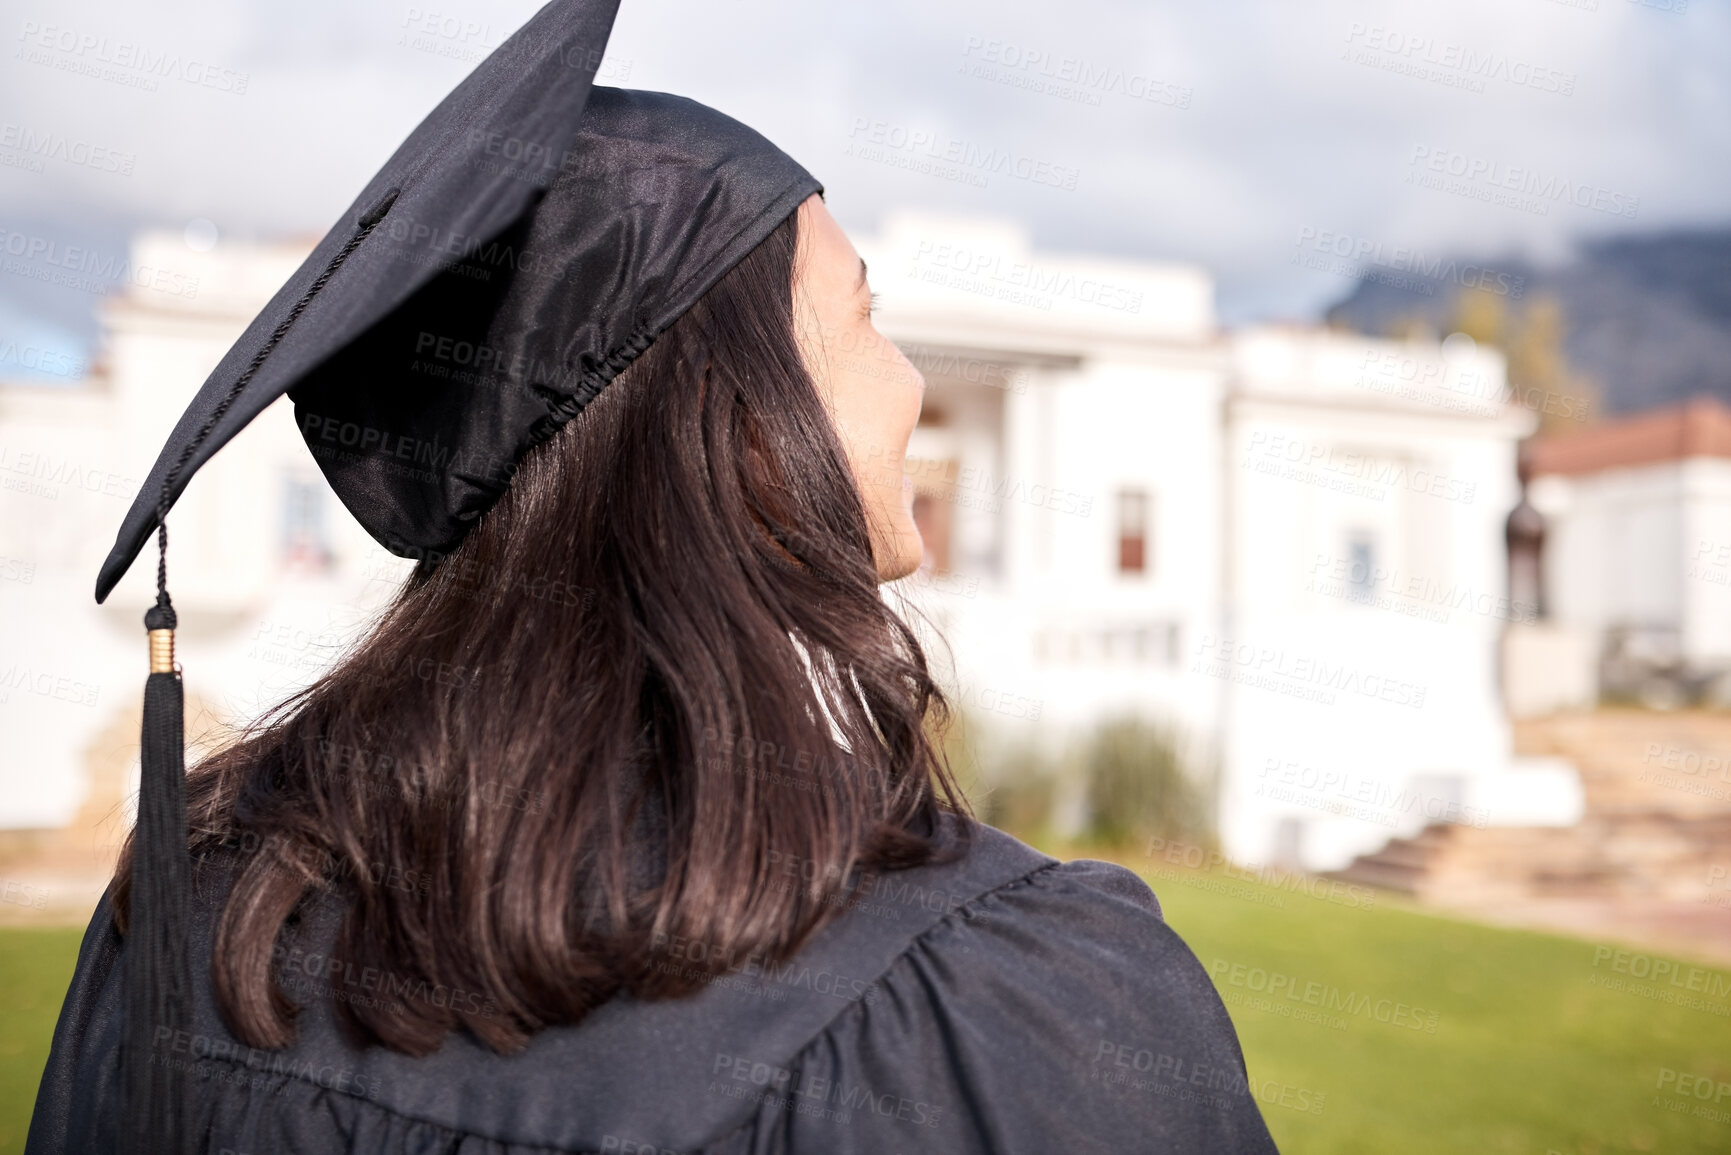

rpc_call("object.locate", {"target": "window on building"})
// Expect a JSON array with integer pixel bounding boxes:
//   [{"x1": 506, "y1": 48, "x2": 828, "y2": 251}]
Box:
[
  {"x1": 911, "y1": 493, "x2": 951, "y2": 574},
  {"x1": 1347, "y1": 533, "x2": 1376, "y2": 604},
  {"x1": 1116, "y1": 488, "x2": 1150, "y2": 575},
  {"x1": 908, "y1": 457, "x2": 958, "y2": 575},
  {"x1": 283, "y1": 476, "x2": 332, "y2": 572}
]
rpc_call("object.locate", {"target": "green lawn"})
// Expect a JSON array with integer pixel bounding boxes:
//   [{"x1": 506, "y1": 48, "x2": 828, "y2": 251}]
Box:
[
  {"x1": 0, "y1": 926, "x2": 83, "y2": 1154},
  {"x1": 3, "y1": 865, "x2": 1729, "y2": 1153},
  {"x1": 1115, "y1": 852, "x2": 1731, "y2": 1154}
]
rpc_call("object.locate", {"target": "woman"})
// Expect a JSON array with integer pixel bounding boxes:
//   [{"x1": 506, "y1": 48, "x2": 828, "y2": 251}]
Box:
[{"x1": 28, "y1": 7, "x2": 1280, "y2": 1154}]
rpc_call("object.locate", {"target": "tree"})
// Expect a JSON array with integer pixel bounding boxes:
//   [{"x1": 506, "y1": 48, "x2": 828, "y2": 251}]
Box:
[
  {"x1": 1506, "y1": 293, "x2": 1600, "y2": 434},
  {"x1": 1441, "y1": 286, "x2": 1600, "y2": 434}
]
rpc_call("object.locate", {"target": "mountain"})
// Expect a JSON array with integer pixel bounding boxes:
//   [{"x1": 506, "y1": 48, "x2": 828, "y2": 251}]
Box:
[{"x1": 1323, "y1": 227, "x2": 1731, "y2": 417}]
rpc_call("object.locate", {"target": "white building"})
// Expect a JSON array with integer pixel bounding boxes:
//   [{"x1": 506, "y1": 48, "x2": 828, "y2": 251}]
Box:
[
  {"x1": 0, "y1": 229, "x2": 410, "y2": 836},
  {"x1": 0, "y1": 214, "x2": 1554, "y2": 874},
  {"x1": 1525, "y1": 396, "x2": 1731, "y2": 704},
  {"x1": 859, "y1": 214, "x2": 1550, "y2": 871}
]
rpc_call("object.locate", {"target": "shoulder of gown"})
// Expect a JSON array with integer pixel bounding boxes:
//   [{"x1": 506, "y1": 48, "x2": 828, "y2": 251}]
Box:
[
  {"x1": 23, "y1": 822, "x2": 1279, "y2": 1154},
  {"x1": 23, "y1": 882, "x2": 124, "y2": 1155},
  {"x1": 747, "y1": 852, "x2": 1282, "y2": 1154}
]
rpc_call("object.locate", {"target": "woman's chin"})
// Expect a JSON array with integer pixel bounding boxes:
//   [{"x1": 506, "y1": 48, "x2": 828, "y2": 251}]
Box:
[{"x1": 876, "y1": 528, "x2": 927, "y2": 583}]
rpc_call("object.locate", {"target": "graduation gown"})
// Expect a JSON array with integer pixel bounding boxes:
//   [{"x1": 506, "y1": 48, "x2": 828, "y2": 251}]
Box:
[{"x1": 25, "y1": 819, "x2": 1281, "y2": 1153}]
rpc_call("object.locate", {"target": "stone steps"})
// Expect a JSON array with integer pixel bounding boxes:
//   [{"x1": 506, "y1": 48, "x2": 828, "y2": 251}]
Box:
[
  {"x1": 1330, "y1": 812, "x2": 1731, "y2": 903},
  {"x1": 1329, "y1": 709, "x2": 1731, "y2": 919}
]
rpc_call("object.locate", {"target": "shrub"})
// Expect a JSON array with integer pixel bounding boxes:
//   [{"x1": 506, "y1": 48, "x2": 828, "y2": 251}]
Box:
[{"x1": 1082, "y1": 714, "x2": 1213, "y2": 851}]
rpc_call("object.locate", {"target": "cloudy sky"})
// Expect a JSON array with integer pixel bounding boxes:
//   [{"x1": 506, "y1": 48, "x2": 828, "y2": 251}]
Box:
[{"x1": 2, "y1": 0, "x2": 1726, "y2": 376}]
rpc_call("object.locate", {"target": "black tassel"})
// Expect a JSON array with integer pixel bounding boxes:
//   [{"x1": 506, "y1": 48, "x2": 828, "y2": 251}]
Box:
[
  {"x1": 114, "y1": 190, "x2": 397, "y2": 1154},
  {"x1": 123, "y1": 603, "x2": 190, "y2": 1155}
]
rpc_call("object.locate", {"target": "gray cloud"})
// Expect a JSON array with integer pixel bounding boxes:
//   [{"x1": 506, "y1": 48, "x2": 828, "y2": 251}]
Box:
[{"x1": 1, "y1": 0, "x2": 1725, "y2": 368}]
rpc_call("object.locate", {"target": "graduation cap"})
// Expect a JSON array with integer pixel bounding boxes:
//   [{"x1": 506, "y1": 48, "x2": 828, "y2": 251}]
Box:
[{"x1": 93, "y1": 0, "x2": 822, "y2": 1148}]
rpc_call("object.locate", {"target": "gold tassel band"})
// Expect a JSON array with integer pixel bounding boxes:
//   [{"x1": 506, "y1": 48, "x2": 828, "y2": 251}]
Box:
[{"x1": 148, "y1": 628, "x2": 176, "y2": 674}]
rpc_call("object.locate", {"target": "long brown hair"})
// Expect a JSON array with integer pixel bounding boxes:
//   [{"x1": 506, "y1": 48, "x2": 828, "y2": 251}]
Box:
[{"x1": 113, "y1": 206, "x2": 970, "y2": 1056}]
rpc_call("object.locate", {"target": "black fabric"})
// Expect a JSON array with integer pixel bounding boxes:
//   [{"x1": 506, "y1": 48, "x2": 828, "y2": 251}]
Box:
[
  {"x1": 124, "y1": 667, "x2": 191, "y2": 1155},
  {"x1": 26, "y1": 820, "x2": 1280, "y2": 1153},
  {"x1": 96, "y1": 0, "x2": 621, "y2": 602},
  {"x1": 287, "y1": 86, "x2": 822, "y2": 561},
  {"x1": 94, "y1": 0, "x2": 821, "y2": 602}
]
